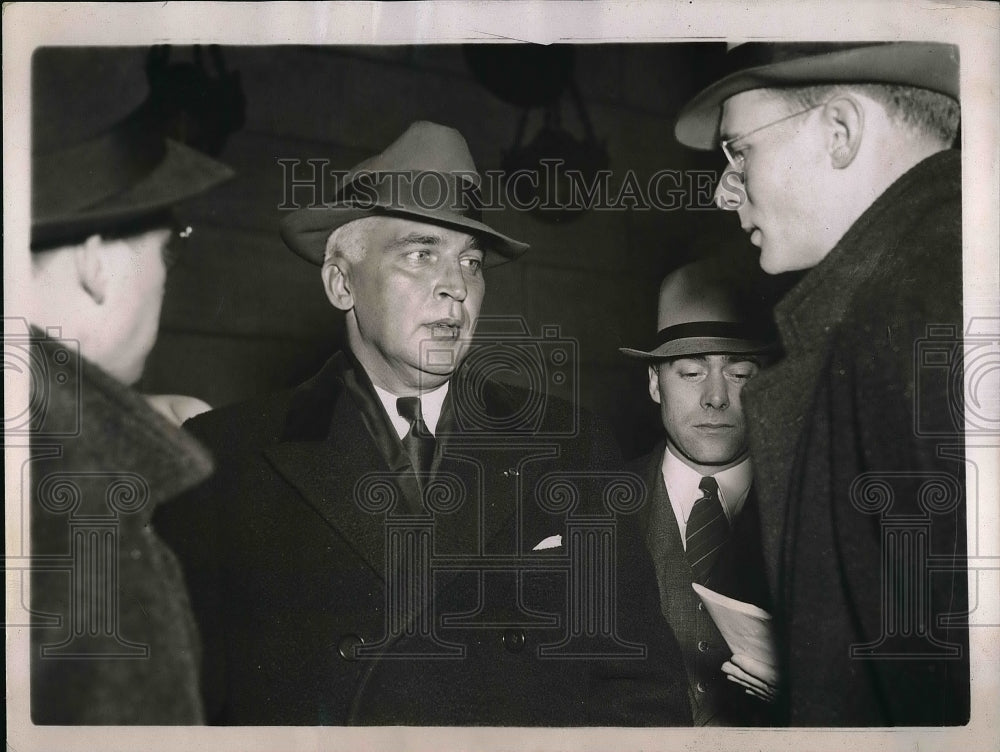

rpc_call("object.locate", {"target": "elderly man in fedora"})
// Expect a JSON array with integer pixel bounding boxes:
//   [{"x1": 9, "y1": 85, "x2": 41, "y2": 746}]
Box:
[
  {"x1": 154, "y1": 121, "x2": 692, "y2": 726},
  {"x1": 27, "y1": 48, "x2": 232, "y2": 723},
  {"x1": 620, "y1": 258, "x2": 777, "y2": 726},
  {"x1": 674, "y1": 43, "x2": 969, "y2": 725}
]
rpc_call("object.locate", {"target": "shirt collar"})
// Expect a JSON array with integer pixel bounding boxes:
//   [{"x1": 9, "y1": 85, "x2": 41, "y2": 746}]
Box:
[
  {"x1": 661, "y1": 443, "x2": 753, "y2": 526},
  {"x1": 372, "y1": 380, "x2": 450, "y2": 439}
]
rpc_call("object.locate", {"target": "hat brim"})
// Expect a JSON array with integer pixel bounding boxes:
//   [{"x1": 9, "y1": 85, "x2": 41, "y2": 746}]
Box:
[
  {"x1": 32, "y1": 139, "x2": 234, "y2": 247},
  {"x1": 675, "y1": 42, "x2": 960, "y2": 150},
  {"x1": 280, "y1": 203, "x2": 529, "y2": 269},
  {"x1": 619, "y1": 336, "x2": 777, "y2": 361}
]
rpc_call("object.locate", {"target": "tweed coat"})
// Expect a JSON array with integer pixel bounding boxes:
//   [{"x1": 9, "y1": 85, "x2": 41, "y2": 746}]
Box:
[
  {"x1": 30, "y1": 334, "x2": 213, "y2": 724},
  {"x1": 742, "y1": 150, "x2": 969, "y2": 725},
  {"x1": 154, "y1": 351, "x2": 692, "y2": 726},
  {"x1": 630, "y1": 446, "x2": 773, "y2": 725}
]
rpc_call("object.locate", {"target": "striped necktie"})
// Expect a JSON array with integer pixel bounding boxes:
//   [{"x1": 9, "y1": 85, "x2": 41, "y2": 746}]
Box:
[
  {"x1": 685, "y1": 476, "x2": 730, "y2": 585},
  {"x1": 396, "y1": 396, "x2": 435, "y2": 483}
]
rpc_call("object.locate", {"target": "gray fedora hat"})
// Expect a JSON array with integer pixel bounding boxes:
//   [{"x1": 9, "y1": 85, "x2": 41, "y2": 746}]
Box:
[
  {"x1": 279, "y1": 121, "x2": 529, "y2": 268},
  {"x1": 620, "y1": 258, "x2": 777, "y2": 361},
  {"x1": 675, "y1": 42, "x2": 960, "y2": 150},
  {"x1": 32, "y1": 47, "x2": 233, "y2": 248}
]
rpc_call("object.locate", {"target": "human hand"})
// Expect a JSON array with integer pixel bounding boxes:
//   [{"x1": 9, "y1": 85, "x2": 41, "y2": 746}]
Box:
[{"x1": 722, "y1": 653, "x2": 779, "y2": 703}]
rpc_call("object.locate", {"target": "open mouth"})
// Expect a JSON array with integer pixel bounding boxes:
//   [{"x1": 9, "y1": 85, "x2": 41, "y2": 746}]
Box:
[
  {"x1": 741, "y1": 222, "x2": 761, "y2": 247},
  {"x1": 426, "y1": 321, "x2": 462, "y2": 340}
]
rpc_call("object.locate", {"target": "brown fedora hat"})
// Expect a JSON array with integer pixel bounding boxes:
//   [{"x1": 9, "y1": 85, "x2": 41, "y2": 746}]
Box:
[
  {"x1": 31, "y1": 47, "x2": 233, "y2": 248},
  {"x1": 620, "y1": 258, "x2": 777, "y2": 360},
  {"x1": 279, "y1": 121, "x2": 529, "y2": 268},
  {"x1": 675, "y1": 42, "x2": 960, "y2": 150}
]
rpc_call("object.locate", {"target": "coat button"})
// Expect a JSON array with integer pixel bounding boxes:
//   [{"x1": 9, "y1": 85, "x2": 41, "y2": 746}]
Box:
[
  {"x1": 696, "y1": 681, "x2": 707, "y2": 694},
  {"x1": 501, "y1": 628, "x2": 526, "y2": 653},
  {"x1": 338, "y1": 634, "x2": 364, "y2": 661},
  {"x1": 696, "y1": 602, "x2": 705, "y2": 612},
  {"x1": 697, "y1": 640, "x2": 709, "y2": 653},
  {"x1": 502, "y1": 468, "x2": 519, "y2": 478}
]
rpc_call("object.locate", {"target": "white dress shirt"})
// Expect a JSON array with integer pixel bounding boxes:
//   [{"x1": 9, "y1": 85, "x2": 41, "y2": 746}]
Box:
[
  {"x1": 660, "y1": 444, "x2": 753, "y2": 550},
  {"x1": 373, "y1": 381, "x2": 450, "y2": 439}
]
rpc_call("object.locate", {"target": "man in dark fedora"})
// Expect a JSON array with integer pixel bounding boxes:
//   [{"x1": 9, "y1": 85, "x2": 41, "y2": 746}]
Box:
[
  {"x1": 619, "y1": 258, "x2": 777, "y2": 726},
  {"x1": 27, "y1": 48, "x2": 233, "y2": 723},
  {"x1": 154, "y1": 120, "x2": 692, "y2": 726},
  {"x1": 674, "y1": 43, "x2": 968, "y2": 725}
]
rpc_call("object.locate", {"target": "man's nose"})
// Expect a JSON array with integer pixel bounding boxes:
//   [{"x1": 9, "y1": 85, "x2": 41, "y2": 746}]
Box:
[
  {"x1": 435, "y1": 259, "x2": 468, "y2": 301},
  {"x1": 701, "y1": 372, "x2": 730, "y2": 409},
  {"x1": 714, "y1": 164, "x2": 744, "y2": 212}
]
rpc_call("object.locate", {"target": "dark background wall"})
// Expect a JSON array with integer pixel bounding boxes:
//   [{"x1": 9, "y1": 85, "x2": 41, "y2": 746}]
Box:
[{"x1": 132, "y1": 44, "x2": 797, "y2": 459}]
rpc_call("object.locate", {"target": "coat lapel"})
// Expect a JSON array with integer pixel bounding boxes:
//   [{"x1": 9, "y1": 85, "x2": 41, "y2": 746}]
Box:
[
  {"x1": 263, "y1": 354, "x2": 402, "y2": 581},
  {"x1": 261, "y1": 357, "x2": 528, "y2": 597}
]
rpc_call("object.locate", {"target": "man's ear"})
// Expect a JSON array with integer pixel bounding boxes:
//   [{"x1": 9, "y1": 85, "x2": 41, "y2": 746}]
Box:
[
  {"x1": 647, "y1": 364, "x2": 662, "y2": 405},
  {"x1": 821, "y1": 94, "x2": 864, "y2": 169},
  {"x1": 321, "y1": 262, "x2": 354, "y2": 311},
  {"x1": 74, "y1": 234, "x2": 109, "y2": 305}
]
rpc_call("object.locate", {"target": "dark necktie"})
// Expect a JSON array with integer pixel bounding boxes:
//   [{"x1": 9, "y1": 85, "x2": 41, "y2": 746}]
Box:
[
  {"x1": 396, "y1": 396, "x2": 435, "y2": 484},
  {"x1": 685, "y1": 476, "x2": 730, "y2": 586}
]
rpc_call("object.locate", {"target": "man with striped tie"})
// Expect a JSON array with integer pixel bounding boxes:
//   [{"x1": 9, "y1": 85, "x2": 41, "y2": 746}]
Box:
[{"x1": 620, "y1": 257, "x2": 777, "y2": 725}]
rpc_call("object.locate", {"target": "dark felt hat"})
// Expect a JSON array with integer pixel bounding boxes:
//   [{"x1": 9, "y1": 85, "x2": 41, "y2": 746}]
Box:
[
  {"x1": 620, "y1": 258, "x2": 777, "y2": 361},
  {"x1": 279, "y1": 121, "x2": 529, "y2": 268},
  {"x1": 675, "y1": 42, "x2": 960, "y2": 150},
  {"x1": 31, "y1": 47, "x2": 233, "y2": 248}
]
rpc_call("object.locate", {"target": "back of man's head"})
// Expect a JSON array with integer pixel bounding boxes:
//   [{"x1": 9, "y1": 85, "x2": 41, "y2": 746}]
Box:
[{"x1": 30, "y1": 48, "x2": 232, "y2": 384}]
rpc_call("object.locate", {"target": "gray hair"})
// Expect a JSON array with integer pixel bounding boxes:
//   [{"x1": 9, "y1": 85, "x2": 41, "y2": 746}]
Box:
[
  {"x1": 767, "y1": 84, "x2": 960, "y2": 147},
  {"x1": 322, "y1": 216, "x2": 384, "y2": 269}
]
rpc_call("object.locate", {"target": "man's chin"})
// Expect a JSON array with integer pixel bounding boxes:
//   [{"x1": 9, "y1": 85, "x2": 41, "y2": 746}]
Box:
[
  {"x1": 418, "y1": 340, "x2": 471, "y2": 375},
  {"x1": 668, "y1": 439, "x2": 749, "y2": 473}
]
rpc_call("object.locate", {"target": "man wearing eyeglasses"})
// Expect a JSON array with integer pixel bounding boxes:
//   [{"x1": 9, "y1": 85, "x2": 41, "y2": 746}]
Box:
[
  {"x1": 27, "y1": 48, "x2": 233, "y2": 723},
  {"x1": 673, "y1": 43, "x2": 968, "y2": 726}
]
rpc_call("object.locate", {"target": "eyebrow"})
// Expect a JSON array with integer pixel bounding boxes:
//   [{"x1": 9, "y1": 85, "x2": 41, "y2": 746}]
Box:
[
  {"x1": 386, "y1": 232, "x2": 443, "y2": 250},
  {"x1": 670, "y1": 355, "x2": 760, "y2": 365},
  {"x1": 725, "y1": 355, "x2": 761, "y2": 365},
  {"x1": 386, "y1": 232, "x2": 484, "y2": 252}
]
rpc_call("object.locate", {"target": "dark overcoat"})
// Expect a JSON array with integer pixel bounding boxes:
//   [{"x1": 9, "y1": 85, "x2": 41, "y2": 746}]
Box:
[
  {"x1": 742, "y1": 150, "x2": 969, "y2": 725},
  {"x1": 630, "y1": 446, "x2": 773, "y2": 725},
  {"x1": 30, "y1": 335, "x2": 212, "y2": 724},
  {"x1": 154, "y1": 352, "x2": 692, "y2": 725}
]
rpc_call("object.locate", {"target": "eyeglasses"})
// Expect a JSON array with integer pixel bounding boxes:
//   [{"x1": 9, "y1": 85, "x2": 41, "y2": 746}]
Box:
[
  {"x1": 163, "y1": 220, "x2": 194, "y2": 269},
  {"x1": 720, "y1": 102, "x2": 827, "y2": 173}
]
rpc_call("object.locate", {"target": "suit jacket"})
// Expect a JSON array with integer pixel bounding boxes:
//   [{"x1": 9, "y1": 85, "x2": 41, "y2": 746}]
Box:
[
  {"x1": 742, "y1": 150, "x2": 969, "y2": 725},
  {"x1": 30, "y1": 335, "x2": 212, "y2": 724},
  {"x1": 154, "y1": 351, "x2": 692, "y2": 725},
  {"x1": 631, "y1": 446, "x2": 772, "y2": 725}
]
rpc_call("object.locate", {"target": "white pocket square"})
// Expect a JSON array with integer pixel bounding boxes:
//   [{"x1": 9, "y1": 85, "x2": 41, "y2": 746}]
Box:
[{"x1": 532, "y1": 534, "x2": 562, "y2": 551}]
